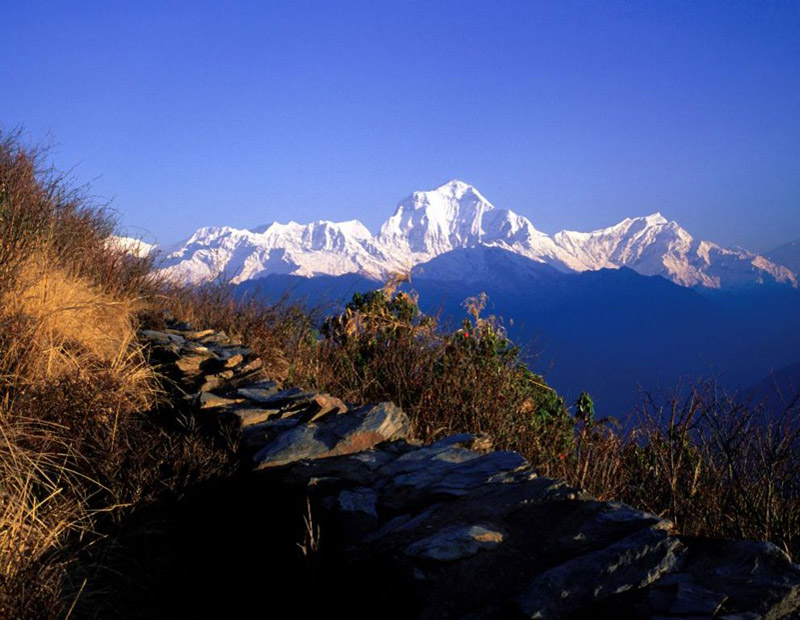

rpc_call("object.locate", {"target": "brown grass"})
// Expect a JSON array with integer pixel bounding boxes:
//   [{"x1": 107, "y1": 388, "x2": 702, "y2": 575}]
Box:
[
  {"x1": 3, "y1": 254, "x2": 145, "y2": 382},
  {"x1": 0, "y1": 129, "x2": 235, "y2": 618}
]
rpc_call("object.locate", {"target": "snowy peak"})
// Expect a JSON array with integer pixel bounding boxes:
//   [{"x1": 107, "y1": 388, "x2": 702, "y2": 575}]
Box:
[
  {"x1": 377, "y1": 179, "x2": 544, "y2": 259},
  {"x1": 154, "y1": 182, "x2": 798, "y2": 289},
  {"x1": 378, "y1": 180, "x2": 497, "y2": 254},
  {"x1": 108, "y1": 235, "x2": 156, "y2": 258},
  {"x1": 766, "y1": 238, "x2": 800, "y2": 274},
  {"x1": 157, "y1": 218, "x2": 387, "y2": 284}
]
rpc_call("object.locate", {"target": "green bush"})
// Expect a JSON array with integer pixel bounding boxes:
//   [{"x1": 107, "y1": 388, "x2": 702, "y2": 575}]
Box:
[{"x1": 310, "y1": 285, "x2": 571, "y2": 454}]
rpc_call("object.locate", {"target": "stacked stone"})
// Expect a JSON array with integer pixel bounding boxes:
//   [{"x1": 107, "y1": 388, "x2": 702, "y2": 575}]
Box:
[{"x1": 140, "y1": 320, "x2": 800, "y2": 619}]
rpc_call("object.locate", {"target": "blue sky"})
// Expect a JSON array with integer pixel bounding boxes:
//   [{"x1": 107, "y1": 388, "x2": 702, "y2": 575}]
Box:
[{"x1": 2, "y1": 0, "x2": 798, "y2": 251}]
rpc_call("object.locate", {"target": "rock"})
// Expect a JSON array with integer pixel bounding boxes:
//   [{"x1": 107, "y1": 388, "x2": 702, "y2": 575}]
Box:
[
  {"x1": 338, "y1": 487, "x2": 378, "y2": 518},
  {"x1": 165, "y1": 320, "x2": 192, "y2": 331},
  {"x1": 362, "y1": 476, "x2": 582, "y2": 550},
  {"x1": 306, "y1": 393, "x2": 348, "y2": 421},
  {"x1": 220, "y1": 353, "x2": 244, "y2": 368},
  {"x1": 213, "y1": 346, "x2": 252, "y2": 361},
  {"x1": 198, "y1": 331, "x2": 230, "y2": 345},
  {"x1": 140, "y1": 318, "x2": 800, "y2": 620},
  {"x1": 405, "y1": 524, "x2": 505, "y2": 562},
  {"x1": 140, "y1": 329, "x2": 185, "y2": 344},
  {"x1": 265, "y1": 447, "x2": 406, "y2": 489},
  {"x1": 230, "y1": 405, "x2": 282, "y2": 427},
  {"x1": 671, "y1": 537, "x2": 800, "y2": 618},
  {"x1": 241, "y1": 386, "x2": 317, "y2": 407},
  {"x1": 183, "y1": 329, "x2": 216, "y2": 340},
  {"x1": 198, "y1": 374, "x2": 224, "y2": 392},
  {"x1": 253, "y1": 402, "x2": 409, "y2": 469},
  {"x1": 241, "y1": 418, "x2": 302, "y2": 448},
  {"x1": 175, "y1": 354, "x2": 213, "y2": 374},
  {"x1": 669, "y1": 581, "x2": 728, "y2": 615},
  {"x1": 235, "y1": 383, "x2": 283, "y2": 402},
  {"x1": 517, "y1": 526, "x2": 684, "y2": 618},
  {"x1": 196, "y1": 392, "x2": 244, "y2": 410},
  {"x1": 178, "y1": 341, "x2": 210, "y2": 354},
  {"x1": 375, "y1": 439, "x2": 529, "y2": 510}
]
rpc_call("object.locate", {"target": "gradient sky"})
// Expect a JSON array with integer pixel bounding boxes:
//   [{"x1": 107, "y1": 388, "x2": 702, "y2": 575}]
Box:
[{"x1": 2, "y1": 0, "x2": 799, "y2": 251}]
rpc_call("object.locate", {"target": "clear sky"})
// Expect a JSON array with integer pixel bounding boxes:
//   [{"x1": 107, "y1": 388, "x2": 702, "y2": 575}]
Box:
[{"x1": 2, "y1": 0, "x2": 798, "y2": 251}]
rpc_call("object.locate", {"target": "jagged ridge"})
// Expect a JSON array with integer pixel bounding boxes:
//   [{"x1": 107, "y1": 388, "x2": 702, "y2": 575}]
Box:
[{"x1": 149, "y1": 180, "x2": 797, "y2": 289}]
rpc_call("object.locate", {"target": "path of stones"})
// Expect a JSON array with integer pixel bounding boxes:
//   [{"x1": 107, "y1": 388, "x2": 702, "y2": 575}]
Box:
[{"x1": 140, "y1": 320, "x2": 800, "y2": 619}]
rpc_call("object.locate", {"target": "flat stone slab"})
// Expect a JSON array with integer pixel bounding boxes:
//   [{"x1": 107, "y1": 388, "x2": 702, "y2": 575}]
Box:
[
  {"x1": 338, "y1": 487, "x2": 379, "y2": 518},
  {"x1": 517, "y1": 525, "x2": 684, "y2": 618},
  {"x1": 239, "y1": 386, "x2": 316, "y2": 407},
  {"x1": 196, "y1": 392, "x2": 244, "y2": 410},
  {"x1": 254, "y1": 402, "x2": 410, "y2": 469},
  {"x1": 375, "y1": 439, "x2": 529, "y2": 510},
  {"x1": 140, "y1": 329, "x2": 185, "y2": 344},
  {"x1": 230, "y1": 405, "x2": 282, "y2": 427},
  {"x1": 405, "y1": 524, "x2": 505, "y2": 562}
]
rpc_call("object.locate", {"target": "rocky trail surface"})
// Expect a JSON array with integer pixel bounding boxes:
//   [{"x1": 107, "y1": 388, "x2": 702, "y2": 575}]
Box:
[{"x1": 136, "y1": 321, "x2": 800, "y2": 619}]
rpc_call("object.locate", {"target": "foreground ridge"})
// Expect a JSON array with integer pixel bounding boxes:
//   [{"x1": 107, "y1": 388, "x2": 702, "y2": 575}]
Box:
[{"x1": 141, "y1": 322, "x2": 800, "y2": 619}]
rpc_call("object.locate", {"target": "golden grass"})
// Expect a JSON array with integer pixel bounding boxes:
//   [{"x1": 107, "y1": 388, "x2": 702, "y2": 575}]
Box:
[
  {"x1": 0, "y1": 129, "x2": 239, "y2": 618},
  {"x1": 4, "y1": 254, "x2": 141, "y2": 379}
]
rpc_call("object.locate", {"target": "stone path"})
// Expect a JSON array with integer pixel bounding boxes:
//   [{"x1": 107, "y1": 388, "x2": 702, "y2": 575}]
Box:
[{"x1": 141, "y1": 320, "x2": 800, "y2": 619}]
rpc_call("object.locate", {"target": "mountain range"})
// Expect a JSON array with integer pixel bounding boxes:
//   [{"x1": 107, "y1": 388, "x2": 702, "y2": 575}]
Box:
[
  {"x1": 116, "y1": 180, "x2": 799, "y2": 415},
  {"x1": 151, "y1": 180, "x2": 798, "y2": 289}
]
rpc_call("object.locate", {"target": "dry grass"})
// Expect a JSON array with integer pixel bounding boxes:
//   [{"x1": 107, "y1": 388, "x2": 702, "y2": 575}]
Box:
[
  {"x1": 0, "y1": 416, "x2": 91, "y2": 619},
  {"x1": 3, "y1": 254, "x2": 145, "y2": 384},
  {"x1": 0, "y1": 129, "x2": 235, "y2": 618}
]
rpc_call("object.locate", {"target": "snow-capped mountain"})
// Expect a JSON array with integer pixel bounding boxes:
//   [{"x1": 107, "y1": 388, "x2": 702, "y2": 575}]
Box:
[
  {"x1": 153, "y1": 180, "x2": 797, "y2": 289},
  {"x1": 157, "y1": 220, "x2": 389, "y2": 284},
  {"x1": 552, "y1": 214, "x2": 795, "y2": 288},
  {"x1": 108, "y1": 235, "x2": 156, "y2": 258},
  {"x1": 766, "y1": 239, "x2": 800, "y2": 275}
]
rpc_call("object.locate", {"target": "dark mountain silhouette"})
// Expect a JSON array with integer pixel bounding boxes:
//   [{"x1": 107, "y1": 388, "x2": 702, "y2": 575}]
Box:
[{"x1": 235, "y1": 246, "x2": 800, "y2": 418}]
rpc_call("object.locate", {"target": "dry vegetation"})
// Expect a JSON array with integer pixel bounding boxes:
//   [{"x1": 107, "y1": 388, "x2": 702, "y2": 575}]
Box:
[
  {"x1": 1, "y1": 128, "x2": 798, "y2": 617},
  {"x1": 0, "y1": 130, "x2": 234, "y2": 618},
  {"x1": 184, "y1": 265, "x2": 800, "y2": 558}
]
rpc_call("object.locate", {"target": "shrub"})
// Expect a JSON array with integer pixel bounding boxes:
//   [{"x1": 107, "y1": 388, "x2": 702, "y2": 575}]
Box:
[{"x1": 302, "y1": 284, "x2": 572, "y2": 453}]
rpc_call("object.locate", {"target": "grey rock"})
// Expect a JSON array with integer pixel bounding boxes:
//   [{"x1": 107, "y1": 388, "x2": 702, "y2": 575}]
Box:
[
  {"x1": 254, "y1": 402, "x2": 409, "y2": 469},
  {"x1": 230, "y1": 406, "x2": 282, "y2": 427},
  {"x1": 178, "y1": 341, "x2": 210, "y2": 354},
  {"x1": 405, "y1": 524, "x2": 505, "y2": 562},
  {"x1": 673, "y1": 538, "x2": 800, "y2": 618},
  {"x1": 232, "y1": 356, "x2": 263, "y2": 378},
  {"x1": 670, "y1": 581, "x2": 728, "y2": 615},
  {"x1": 268, "y1": 447, "x2": 405, "y2": 489},
  {"x1": 196, "y1": 392, "x2": 243, "y2": 410},
  {"x1": 198, "y1": 331, "x2": 231, "y2": 345},
  {"x1": 376, "y1": 442, "x2": 528, "y2": 510},
  {"x1": 338, "y1": 487, "x2": 378, "y2": 517},
  {"x1": 517, "y1": 525, "x2": 684, "y2": 618},
  {"x1": 305, "y1": 393, "x2": 348, "y2": 421},
  {"x1": 175, "y1": 354, "x2": 213, "y2": 374},
  {"x1": 241, "y1": 418, "x2": 302, "y2": 448},
  {"x1": 212, "y1": 346, "x2": 253, "y2": 361},
  {"x1": 141, "y1": 329, "x2": 185, "y2": 344},
  {"x1": 198, "y1": 374, "x2": 227, "y2": 392},
  {"x1": 239, "y1": 386, "x2": 311, "y2": 406},
  {"x1": 181, "y1": 329, "x2": 215, "y2": 340}
]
